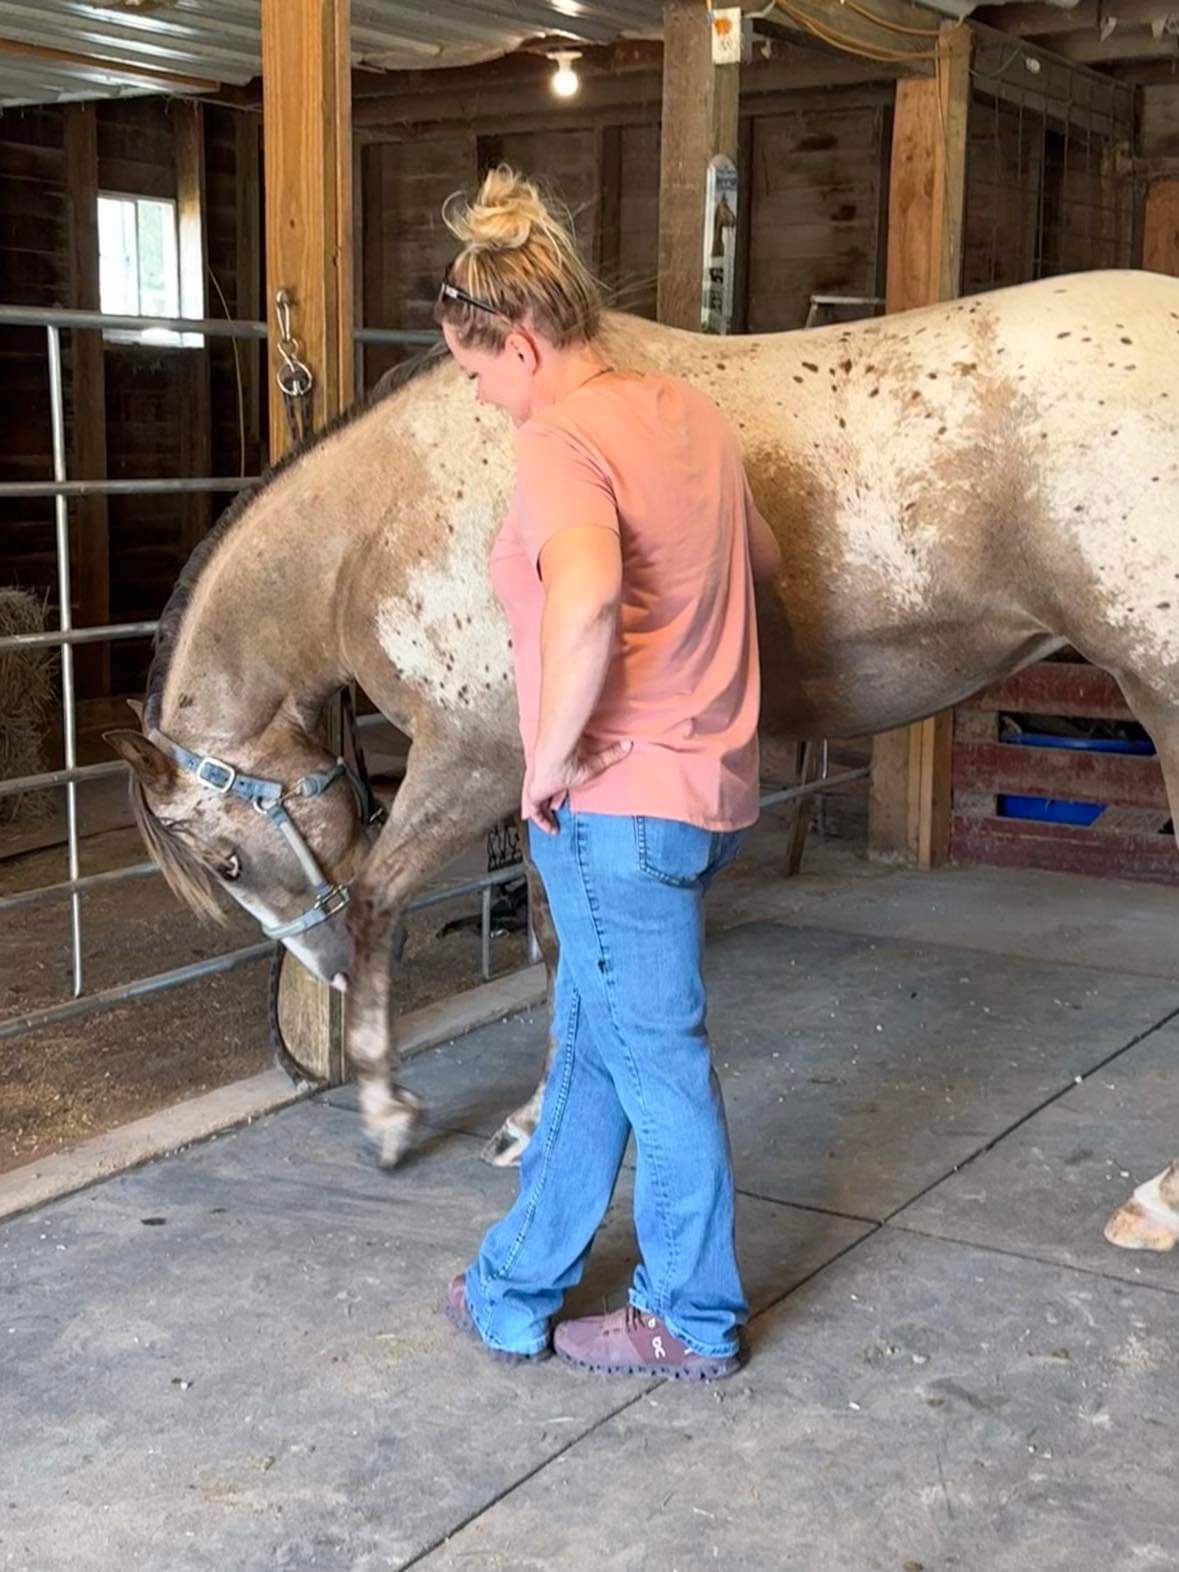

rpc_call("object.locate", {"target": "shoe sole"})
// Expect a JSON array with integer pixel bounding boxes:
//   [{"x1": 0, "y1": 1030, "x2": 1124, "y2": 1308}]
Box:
[
  {"x1": 554, "y1": 1346, "x2": 740, "y2": 1382},
  {"x1": 443, "y1": 1297, "x2": 551, "y2": 1365}
]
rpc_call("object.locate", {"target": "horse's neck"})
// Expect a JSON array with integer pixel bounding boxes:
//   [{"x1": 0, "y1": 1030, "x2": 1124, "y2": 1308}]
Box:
[{"x1": 161, "y1": 482, "x2": 355, "y2": 749}]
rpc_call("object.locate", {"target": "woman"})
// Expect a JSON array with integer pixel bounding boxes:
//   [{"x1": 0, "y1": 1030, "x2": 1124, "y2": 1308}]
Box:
[{"x1": 436, "y1": 167, "x2": 782, "y2": 1381}]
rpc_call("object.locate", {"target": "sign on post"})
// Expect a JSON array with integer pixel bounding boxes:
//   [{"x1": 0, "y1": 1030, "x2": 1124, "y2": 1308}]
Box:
[{"x1": 700, "y1": 153, "x2": 738, "y2": 334}]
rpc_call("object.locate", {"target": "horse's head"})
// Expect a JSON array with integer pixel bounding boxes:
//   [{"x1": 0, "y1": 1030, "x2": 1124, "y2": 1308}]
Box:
[{"x1": 105, "y1": 722, "x2": 377, "y2": 989}]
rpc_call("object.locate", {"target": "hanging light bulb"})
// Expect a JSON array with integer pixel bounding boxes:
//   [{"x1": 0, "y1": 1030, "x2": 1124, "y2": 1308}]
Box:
[{"x1": 549, "y1": 50, "x2": 581, "y2": 98}]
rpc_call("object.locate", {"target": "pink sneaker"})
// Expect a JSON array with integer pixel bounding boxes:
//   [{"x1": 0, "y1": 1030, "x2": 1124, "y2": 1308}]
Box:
[
  {"x1": 442, "y1": 1275, "x2": 550, "y2": 1365},
  {"x1": 554, "y1": 1305, "x2": 741, "y2": 1381}
]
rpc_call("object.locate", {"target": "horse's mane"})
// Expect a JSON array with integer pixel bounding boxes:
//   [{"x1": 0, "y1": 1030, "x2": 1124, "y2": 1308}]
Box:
[{"x1": 143, "y1": 341, "x2": 449, "y2": 731}]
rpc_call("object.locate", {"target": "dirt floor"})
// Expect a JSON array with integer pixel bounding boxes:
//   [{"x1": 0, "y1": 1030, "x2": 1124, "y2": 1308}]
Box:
[{"x1": 0, "y1": 751, "x2": 866, "y2": 1177}]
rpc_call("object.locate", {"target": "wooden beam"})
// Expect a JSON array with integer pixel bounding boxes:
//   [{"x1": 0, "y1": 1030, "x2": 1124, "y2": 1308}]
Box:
[
  {"x1": 174, "y1": 100, "x2": 211, "y2": 558},
  {"x1": 63, "y1": 103, "x2": 109, "y2": 700},
  {"x1": 261, "y1": 0, "x2": 353, "y2": 1085},
  {"x1": 0, "y1": 35, "x2": 219, "y2": 94},
  {"x1": 1144, "y1": 177, "x2": 1179, "y2": 273},
  {"x1": 869, "y1": 25, "x2": 971, "y2": 870},
  {"x1": 657, "y1": 0, "x2": 739, "y2": 330}
]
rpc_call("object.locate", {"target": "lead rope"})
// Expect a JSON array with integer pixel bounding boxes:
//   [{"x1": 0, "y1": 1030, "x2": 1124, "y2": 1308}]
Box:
[{"x1": 274, "y1": 287, "x2": 315, "y2": 447}]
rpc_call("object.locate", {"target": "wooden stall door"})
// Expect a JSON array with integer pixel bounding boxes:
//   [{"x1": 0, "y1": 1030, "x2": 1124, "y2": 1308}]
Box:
[{"x1": 746, "y1": 101, "x2": 890, "y2": 331}]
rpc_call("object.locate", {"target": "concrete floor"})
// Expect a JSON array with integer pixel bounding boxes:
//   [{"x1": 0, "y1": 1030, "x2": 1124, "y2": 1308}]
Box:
[{"x1": 3, "y1": 833, "x2": 1179, "y2": 1571}]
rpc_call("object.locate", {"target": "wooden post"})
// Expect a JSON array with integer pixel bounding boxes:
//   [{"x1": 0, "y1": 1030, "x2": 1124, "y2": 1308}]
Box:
[
  {"x1": 868, "y1": 25, "x2": 971, "y2": 869},
  {"x1": 1143, "y1": 178, "x2": 1179, "y2": 275},
  {"x1": 656, "y1": 0, "x2": 739, "y2": 329},
  {"x1": 261, "y1": 0, "x2": 353, "y2": 1084},
  {"x1": 63, "y1": 104, "x2": 109, "y2": 699},
  {"x1": 174, "y1": 100, "x2": 211, "y2": 557}
]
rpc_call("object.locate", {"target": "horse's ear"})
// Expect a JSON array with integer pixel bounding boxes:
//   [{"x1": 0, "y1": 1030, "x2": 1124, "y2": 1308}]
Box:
[
  {"x1": 104, "y1": 730, "x2": 177, "y2": 795},
  {"x1": 125, "y1": 697, "x2": 145, "y2": 724}
]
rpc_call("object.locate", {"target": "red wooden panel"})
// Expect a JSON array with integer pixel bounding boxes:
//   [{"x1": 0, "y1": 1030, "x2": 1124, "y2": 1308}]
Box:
[
  {"x1": 951, "y1": 815, "x2": 1179, "y2": 886},
  {"x1": 963, "y1": 663, "x2": 1132, "y2": 720},
  {"x1": 953, "y1": 741, "x2": 1168, "y2": 808}
]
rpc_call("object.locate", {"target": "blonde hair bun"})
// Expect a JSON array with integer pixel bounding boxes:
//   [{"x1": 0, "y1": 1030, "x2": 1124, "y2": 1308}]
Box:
[{"x1": 444, "y1": 166, "x2": 556, "y2": 254}]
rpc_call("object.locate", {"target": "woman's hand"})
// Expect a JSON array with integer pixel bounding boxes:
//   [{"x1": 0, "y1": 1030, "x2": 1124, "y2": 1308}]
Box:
[{"x1": 524, "y1": 739, "x2": 632, "y2": 833}]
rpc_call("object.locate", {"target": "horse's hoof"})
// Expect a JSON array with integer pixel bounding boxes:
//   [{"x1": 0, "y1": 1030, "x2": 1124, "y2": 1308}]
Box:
[
  {"x1": 480, "y1": 1123, "x2": 527, "y2": 1168},
  {"x1": 369, "y1": 1089, "x2": 424, "y2": 1169},
  {"x1": 1105, "y1": 1198, "x2": 1178, "y2": 1253},
  {"x1": 1105, "y1": 1168, "x2": 1179, "y2": 1253}
]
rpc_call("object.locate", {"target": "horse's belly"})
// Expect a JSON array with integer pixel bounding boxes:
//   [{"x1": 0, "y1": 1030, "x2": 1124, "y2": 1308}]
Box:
[{"x1": 757, "y1": 582, "x2": 1061, "y2": 738}]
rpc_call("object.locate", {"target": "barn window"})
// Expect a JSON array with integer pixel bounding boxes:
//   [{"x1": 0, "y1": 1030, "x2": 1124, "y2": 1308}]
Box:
[{"x1": 98, "y1": 193, "x2": 196, "y2": 346}]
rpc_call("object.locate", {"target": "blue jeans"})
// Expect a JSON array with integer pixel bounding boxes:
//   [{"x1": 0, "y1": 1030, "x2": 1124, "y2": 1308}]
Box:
[{"x1": 464, "y1": 808, "x2": 749, "y2": 1358}]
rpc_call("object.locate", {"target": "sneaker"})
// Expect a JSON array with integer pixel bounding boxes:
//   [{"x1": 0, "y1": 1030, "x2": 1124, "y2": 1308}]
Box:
[
  {"x1": 442, "y1": 1274, "x2": 550, "y2": 1365},
  {"x1": 554, "y1": 1305, "x2": 740, "y2": 1381}
]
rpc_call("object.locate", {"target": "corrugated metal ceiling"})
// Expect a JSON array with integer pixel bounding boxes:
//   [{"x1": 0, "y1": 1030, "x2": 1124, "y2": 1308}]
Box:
[{"x1": 0, "y1": 0, "x2": 664, "y2": 107}]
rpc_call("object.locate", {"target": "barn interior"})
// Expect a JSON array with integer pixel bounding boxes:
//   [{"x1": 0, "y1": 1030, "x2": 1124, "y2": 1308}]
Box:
[{"x1": 2, "y1": 3, "x2": 1179, "y2": 1567}]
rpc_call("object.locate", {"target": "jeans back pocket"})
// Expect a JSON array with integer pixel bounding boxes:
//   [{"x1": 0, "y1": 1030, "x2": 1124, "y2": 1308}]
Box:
[{"x1": 633, "y1": 815, "x2": 720, "y2": 888}]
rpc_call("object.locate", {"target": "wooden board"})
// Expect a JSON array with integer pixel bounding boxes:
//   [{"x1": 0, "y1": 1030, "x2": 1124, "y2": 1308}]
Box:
[
  {"x1": 952, "y1": 814, "x2": 1179, "y2": 885},
  {"x1": 953, "y1": 741, "x2": 1168, "y2": 809},
  {"x1": 963, "y1": 662, "x2": 1131, "y2": 720}
]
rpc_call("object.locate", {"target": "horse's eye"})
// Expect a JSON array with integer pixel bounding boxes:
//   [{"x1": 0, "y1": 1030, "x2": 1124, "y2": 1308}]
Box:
[{"x1": 220, "y1": 854, "x2": 241, "y2": 883}]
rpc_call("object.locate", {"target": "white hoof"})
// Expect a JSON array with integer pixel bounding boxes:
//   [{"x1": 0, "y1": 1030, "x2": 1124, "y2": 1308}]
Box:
[
  {"x1": 367, "y1": 1088, "x2": 424, "y2": 1170},
  {"x1": 480, "y1": 1122, "x2": 529, "y2": 1168},
  {"x1": 1105, "y1": 1169, "x2": 1179, "y2": 1253}
]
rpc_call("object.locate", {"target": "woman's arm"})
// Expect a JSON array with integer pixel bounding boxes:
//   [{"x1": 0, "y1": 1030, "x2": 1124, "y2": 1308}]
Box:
[{"x1": 525, "y1": 526, "x2": 631, "y2": 831}]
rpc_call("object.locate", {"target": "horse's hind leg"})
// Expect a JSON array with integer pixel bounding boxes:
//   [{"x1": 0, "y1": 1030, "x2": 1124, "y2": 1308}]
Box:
[
  {"x1": 1100, "y1": 671, "x2": 1179, "y2": 1251},
  {"x1": 481, "y1": 840, "x2": 558, "y2": 1168}
]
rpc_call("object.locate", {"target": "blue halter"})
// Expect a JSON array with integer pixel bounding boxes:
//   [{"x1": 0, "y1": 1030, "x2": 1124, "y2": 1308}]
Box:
[{"x1": 149, "y1": 725, "x2": 384, "y2": 941}]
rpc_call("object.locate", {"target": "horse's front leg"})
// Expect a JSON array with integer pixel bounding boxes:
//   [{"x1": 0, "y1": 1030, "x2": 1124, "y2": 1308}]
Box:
[
  {"x1": 346, "y1": 753, "x2": 517, "y2": 1167},
  {"x1": 481, "y1": 844, "x2": 559, "y2": 1167}
]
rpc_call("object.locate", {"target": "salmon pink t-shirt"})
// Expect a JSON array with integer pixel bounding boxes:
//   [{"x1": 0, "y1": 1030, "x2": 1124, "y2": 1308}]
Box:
[{"x1": 489, "y1": 371, "x2": 761, "y2": 831}]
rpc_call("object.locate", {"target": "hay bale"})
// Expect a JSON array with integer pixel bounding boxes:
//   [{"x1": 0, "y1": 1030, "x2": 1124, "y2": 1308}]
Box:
[{"x1": 0, "y1": 589, "x2": 54, "y2": 825}]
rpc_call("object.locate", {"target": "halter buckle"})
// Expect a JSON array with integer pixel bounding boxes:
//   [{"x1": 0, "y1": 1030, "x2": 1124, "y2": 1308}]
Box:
[
  {"x1": 317, "y1": 885, "x2": 349, "y2": 920},
  {"x1": 196, "y1": 756, "x2": 237, "y2": 795}
]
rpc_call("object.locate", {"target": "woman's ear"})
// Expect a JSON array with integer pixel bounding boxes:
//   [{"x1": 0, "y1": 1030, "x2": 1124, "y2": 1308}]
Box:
[{"x1": 505, "y1": 327, "x2": 539, "y2": 374}]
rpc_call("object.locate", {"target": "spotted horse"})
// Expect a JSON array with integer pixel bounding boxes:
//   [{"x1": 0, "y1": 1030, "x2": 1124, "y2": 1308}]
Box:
[{"x1": 106, "y1": 269, "x2": 1179, "y2": 1254}]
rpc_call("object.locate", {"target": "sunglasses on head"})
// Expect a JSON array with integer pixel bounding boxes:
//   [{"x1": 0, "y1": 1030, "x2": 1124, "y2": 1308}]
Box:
[{"x1": 438, "y1": 278, "x2": 509, "y2": 320}]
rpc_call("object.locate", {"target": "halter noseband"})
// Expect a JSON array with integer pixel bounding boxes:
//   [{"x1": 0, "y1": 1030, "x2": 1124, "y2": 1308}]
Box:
[{"x1": 149, "y1": 714, "x2": 385, "y2": 942}]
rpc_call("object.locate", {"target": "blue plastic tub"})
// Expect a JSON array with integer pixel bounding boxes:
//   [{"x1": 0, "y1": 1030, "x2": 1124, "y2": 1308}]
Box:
[{"x1": 997, "y1": 731, "x2": 1156, "y2": 825}]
